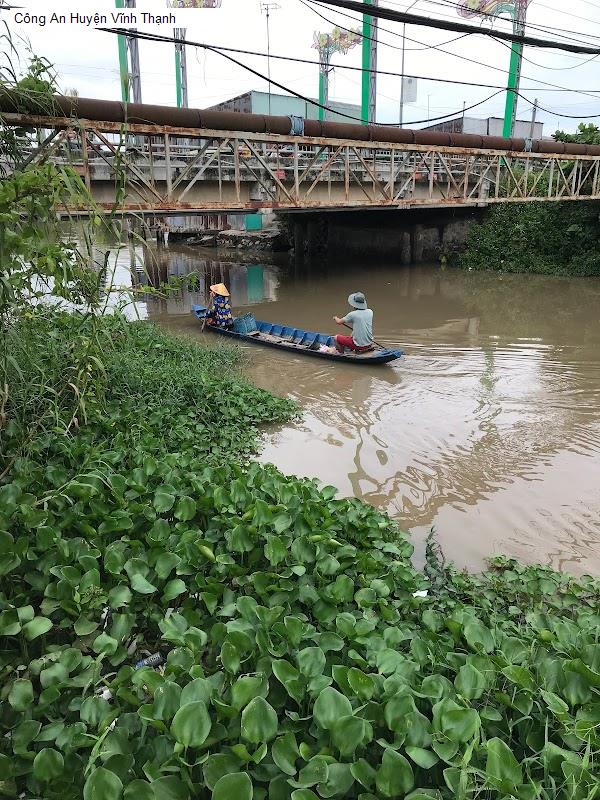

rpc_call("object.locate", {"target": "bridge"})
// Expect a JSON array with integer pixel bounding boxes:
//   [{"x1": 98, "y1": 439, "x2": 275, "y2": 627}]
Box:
[{"x1": 5, "y1": 110, "x2": 600, "y2": 215}]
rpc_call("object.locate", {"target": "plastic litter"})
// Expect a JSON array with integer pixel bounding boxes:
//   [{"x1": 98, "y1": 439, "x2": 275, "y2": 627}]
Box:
[{"x1": 135, "y1": 652, "x2": 164, "y2": 669}]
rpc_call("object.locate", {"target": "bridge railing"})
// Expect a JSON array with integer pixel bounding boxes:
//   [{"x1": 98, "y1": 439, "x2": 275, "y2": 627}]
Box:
[{"x1": 3, "y1": 113, "x2": 600, "y2": 213}]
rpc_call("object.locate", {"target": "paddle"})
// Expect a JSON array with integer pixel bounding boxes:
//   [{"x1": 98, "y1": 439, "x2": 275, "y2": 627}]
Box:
[
  {"x1": 201, "y1": 297, "x2": 214, "y2": 333},
  {"x1": 341, "y1": 321, "x2": 387, "y2": 350}
]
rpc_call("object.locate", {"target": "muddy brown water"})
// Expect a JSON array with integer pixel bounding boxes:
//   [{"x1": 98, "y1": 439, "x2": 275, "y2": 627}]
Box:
[{"x1": 136, "y1": 245, "x2": 600, "y2": 577}]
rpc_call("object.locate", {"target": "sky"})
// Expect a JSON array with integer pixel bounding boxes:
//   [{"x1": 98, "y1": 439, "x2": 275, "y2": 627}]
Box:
[{"x1": 3, "y1": 0, "x2": 600, "y2": 135}]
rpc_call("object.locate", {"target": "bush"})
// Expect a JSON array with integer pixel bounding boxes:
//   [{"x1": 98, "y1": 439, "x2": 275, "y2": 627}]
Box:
[{"x1": 459, "y1": 201, "x2": 600, "y2": 276}]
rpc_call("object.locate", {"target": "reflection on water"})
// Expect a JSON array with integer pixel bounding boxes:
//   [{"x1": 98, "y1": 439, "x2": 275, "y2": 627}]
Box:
[{"x1": 143, "y1": 245, "x2": 600, "y2": 577}]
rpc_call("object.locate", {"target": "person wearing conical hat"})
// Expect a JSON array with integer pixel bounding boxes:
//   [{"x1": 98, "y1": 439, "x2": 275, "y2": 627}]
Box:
[
  {"x1": 333, "y1": 291, "x2": 374, "y2": 353},
  {"x1": 207, "y1": 283, "x2": 233, "y2": 329}
]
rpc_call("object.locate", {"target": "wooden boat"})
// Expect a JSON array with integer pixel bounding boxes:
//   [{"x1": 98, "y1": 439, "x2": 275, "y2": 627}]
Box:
[{"x1": 191, "y1": 305, "x2": 402, "y2": 365}]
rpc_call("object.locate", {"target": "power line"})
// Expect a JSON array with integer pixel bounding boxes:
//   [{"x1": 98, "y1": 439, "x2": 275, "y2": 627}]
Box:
[
  {"x1": 93, "y1": 25, "x2": 600, "y2": 96},
  {"x1": 99, "y1": 26, "x2": 504, "y2": 125},
  {"x1": 302, "y1": 0, "x2": 600, "y2": 99},
  {"x1": 100, "y1": 27, "x2": 600, "y2": 121},
  {"x1": 310, "y1": 0, "x2": 600, "y2": 53},
  {"x1": 384, "y1": 0, "x2": 600, "y2": 45}
]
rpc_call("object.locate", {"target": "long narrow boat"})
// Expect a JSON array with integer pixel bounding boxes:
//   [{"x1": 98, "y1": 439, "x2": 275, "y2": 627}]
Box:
[{"x1": 191, "y1": 305, "x2": 402, "y2": 365}]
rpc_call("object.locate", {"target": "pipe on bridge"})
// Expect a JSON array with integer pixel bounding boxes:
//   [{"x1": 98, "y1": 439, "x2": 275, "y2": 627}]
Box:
[{"x1": 0, "y1": 90, "x2": 597, "y2": 157}]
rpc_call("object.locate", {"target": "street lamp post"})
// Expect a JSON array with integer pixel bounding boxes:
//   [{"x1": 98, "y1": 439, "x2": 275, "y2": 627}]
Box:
[{"x1": 260, "y1": 2, "x2": 280, "y2": 116}]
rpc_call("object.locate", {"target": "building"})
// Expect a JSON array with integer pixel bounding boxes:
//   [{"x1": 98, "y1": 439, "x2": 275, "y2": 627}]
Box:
[
  {"x1": 420, "y1": 115, "x2": 544, "y2": 140},
  {"x1": 206, "y1": 90, "x2": 360, "y2": 124}
]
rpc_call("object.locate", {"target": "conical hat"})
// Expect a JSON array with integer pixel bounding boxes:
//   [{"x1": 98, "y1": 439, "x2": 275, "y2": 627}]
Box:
[{"x1": 210, "y1": 283, "x2": 230, "y2": 297}]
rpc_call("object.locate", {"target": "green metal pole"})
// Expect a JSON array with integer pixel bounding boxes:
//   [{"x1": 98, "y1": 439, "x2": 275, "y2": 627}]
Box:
[
  {"x1": 175, "y1": 48, "x2": 183, "y2": 108},
  {"x1": 502, "y1": 41, "x2": 521, "y2": 137},
  {"x1": 361, "y1": 0, "x2": 373, "y2": 124},
  {"x1": 319, "y1": 69, "x2": 326, "y2": 122},
  {"x1": 115, "y1": 0, "x2": 129, "y2": 102}
]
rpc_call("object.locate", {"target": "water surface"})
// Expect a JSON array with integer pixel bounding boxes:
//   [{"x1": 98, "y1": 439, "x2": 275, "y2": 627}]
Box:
[{"x1": 140, "y1": 246, "x2": 600, "y2": 576}]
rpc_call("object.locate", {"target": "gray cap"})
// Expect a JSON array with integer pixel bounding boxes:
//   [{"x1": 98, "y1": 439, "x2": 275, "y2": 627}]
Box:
[{"x1": 348, "y1": 292, "x2": 367, "y2": 310}]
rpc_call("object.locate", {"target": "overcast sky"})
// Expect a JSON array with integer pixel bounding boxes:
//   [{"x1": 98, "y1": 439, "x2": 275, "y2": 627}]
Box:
[{"x1": 4, "y1": 0, "x2": 600, "y2": 135}]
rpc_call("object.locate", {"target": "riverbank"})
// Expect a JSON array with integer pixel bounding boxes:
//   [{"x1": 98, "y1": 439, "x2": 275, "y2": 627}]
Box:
[
  {"x1": 2, "y1": 311, "x2": 599, "y2": 799},
  {"x1": 458, "y1": 200, "x2": 600, "y2": 276}
]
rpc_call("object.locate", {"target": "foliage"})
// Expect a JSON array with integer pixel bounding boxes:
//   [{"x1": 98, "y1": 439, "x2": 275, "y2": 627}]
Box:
[
  {"x1": 2, "y1": 311, "x2": 296, "y2": 470},
  {"x1": 458, "y1": 201, "x2": 600, "y2": 276},
  {"x1": 554, "y1": 124, "x2": 600, "y2": 145},
  {"x1": 1, "y1": 316, "x2": 599, "y2": 800}
]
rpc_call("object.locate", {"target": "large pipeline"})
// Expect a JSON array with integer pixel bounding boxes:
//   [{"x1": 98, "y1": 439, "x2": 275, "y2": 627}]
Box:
[{"x1": 1, "y1": 91, "x2": 597, "y2": 157}]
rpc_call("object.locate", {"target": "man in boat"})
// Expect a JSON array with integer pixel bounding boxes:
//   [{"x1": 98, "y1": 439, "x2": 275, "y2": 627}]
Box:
[
  {"x1": 333, "y1": 292, "x2": 374, "y2": 353},
  {"x1": 206, "y1": 283, "x2": 234, "y2": 328}
]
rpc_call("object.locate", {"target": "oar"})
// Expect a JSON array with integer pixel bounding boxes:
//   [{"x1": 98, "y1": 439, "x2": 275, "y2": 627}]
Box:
[
  {"x1": 342, "y1": 321, "x2": 388, "y2": 350},
  {"x1": 201, "y1": 297, "x2": 214, "y2": 333}
]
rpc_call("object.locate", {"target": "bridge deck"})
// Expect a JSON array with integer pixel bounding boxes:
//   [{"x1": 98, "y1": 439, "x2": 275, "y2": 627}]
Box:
[{"x1": 4, "y1": 113, "x2": 600, "y2": 215}]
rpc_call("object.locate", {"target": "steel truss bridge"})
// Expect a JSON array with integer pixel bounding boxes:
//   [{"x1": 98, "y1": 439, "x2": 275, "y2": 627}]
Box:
[{"x1": 5, "y1": 112, "x2": 600, "y2": 215}]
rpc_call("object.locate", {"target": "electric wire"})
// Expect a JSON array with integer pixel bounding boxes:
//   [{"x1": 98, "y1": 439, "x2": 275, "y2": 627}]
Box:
[
  {"x1": 99, "y1": 27, "x2": 600, "y2": 120},
  {"x1": 382, "y1": 0, "x2": 600, "y2": 44},
  {"x1": 309, "y1": 0, "x2": 600, "y2": 52},
  {"x1": 302, "y1": 0, "x2": 600, "y2": 99},
  {"x1": 99, "y1": 26, "x2": 504, "y2": 125}
]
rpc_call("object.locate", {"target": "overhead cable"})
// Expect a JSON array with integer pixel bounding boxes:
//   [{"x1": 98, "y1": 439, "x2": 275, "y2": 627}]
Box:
[
  {"x1": 99, "y1": 27, "x2": 600, "y2": 120},
  {"x1": 99, "y1": 26, "x2": 504, "y2": 125},
  {"x1": 309, "y1": 0, "x2": 600, "y2": 53},
  {"x1": 302, "y1": 0, "x2": 600, "y2": 98}
]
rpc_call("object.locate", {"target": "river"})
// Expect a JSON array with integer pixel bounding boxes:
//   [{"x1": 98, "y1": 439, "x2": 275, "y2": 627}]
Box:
[{"x1": 131, "y1": 243, "x2": 600, "y2": 577}]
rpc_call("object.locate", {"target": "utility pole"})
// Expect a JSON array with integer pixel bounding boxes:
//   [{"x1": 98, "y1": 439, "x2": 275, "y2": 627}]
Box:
[
  {"x1": 115, "y1": 0, "x2": 141, "y2": 103},
  {"x1": 174, "y1": 28, "x2": 188, "y2": 107},
  {"x1": 529, "y1": 97, "x2": 538, "y2": 138},
  {"x1": 260, "y1": 2, "x2": 280, "y2": 116},
  {"x1": 398, "y1": 0, "x2": 419, "y2": 127},
  {"x1": 502, "y1": 1, "x2": 527, "y2": 137},
  {"x1": 361, "y1": 0, "x2": 377, "y2": 123}
]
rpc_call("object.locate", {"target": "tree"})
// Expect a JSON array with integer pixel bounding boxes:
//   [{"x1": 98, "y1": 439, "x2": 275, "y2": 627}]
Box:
[{"x1": 553, "y1": 122, "x2": 600, "y2": 145}]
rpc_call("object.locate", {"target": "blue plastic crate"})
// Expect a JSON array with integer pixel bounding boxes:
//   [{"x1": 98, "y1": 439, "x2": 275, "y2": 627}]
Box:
[{"x1": 233, "y1": 313, "x2": 258, "y2": 334}]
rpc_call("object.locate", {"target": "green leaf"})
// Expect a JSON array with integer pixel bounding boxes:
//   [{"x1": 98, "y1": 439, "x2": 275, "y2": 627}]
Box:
[
  {"x1": 212, "y1": 772, "x2": 252, "y2": 800},
  {"x1": 264, "y1": 535, "x2": 287, "y2": 565},
  {"x1": 463, "y1": 621, "x2": 495, "y2": 653},
  {"x1": 153, "y1": 488, "x2": 176, "y2": 513},
  {"x1": 375, "y1": 749, "x2": 415, "y2": 797},
  {"x1": 405, "y1": 747, "x2": 439, "y2": 769},
  {"x1": 170, "y1": 701, "x2": 211, "y2": 747},
  {"x1": 162, "y1": 579, "x2": 186, "y2": 603},
  {"x1": 291, "y1": 792, "x2": 319, "y2": 800},
  {"x1": 502, "y1": 665, "x2": 535, "y2": 691},
  {"x1": 123, "y1": 781, "x2": 155, "y2": 800},
  {"x1": 203, "y1": 754, "x2": 243, "y2": 791},
  {"x1": 221, "y1": 640, "x2": 240, "y2": 674},
  {"x1": 455, "y1": 663, "x2": 486, "y2": 699},
  {"x1": 347, "y1": 668, "x2": 375, "y2": 700},
  {"x1": 294, "y1": 757, "x2": 329, "y2": 787},
  {"x1": 241, "y1": 697, "x2": 278, "y2": 743},
  {"x1": 22, "y1": 616, "x2": 52, "y2": 640},
  {"x1": 33, "y1": 748, "x2": 64, "y2": 781},
  {"x1": 74, "y1": 616, "x2": 100, "y2": 636},
  {"x1": 485, "y1": 738, "x2": 522, "y2": 789},
  {"x1": 8, "y1": 678, "x2": 33, "y2": 711},
  {"x1": 316, "y1": 762, "x2": 354, "y2": 798},
  {"x1": 84, "y1": 767, "x2": 123, "y2": 800},
  {"x1": 272, "y1": 732, "x2": 300, "y2": 775},
  {"x1": 313, "y1": 687, "x2": 352, "y2": 730},
  {"x1": 350, "y1": 759, "x2": 376, "y2": 790},
  {"x1": 130, "y1": 574, "x2": 157, "y2": 594},
  {"x1": 231, "y1": 676, "x2": 266, "y2": 711},
  {"x1": 180, "y1": 678, "x2": 212, "y2": 706},
  {"x1": 330, "y1": 715, "x2": 373, "y2": 756},
  {"x1": 437, "y1": 703, "x2": 481, "y2": 743},
  {"x1": 297, "y1": 646, "x2": 325, "y2": 678},
  {"x1": 174, "y1": 496, "x2": 196, "y2": 521}
]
